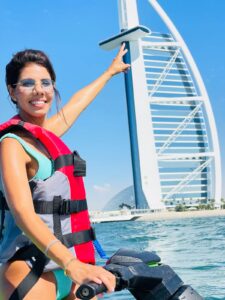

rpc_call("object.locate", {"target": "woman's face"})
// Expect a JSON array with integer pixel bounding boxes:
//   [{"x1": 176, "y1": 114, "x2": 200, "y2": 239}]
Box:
[{"x1": 9, "y1": 63, "x2": 54, "y2": 121}]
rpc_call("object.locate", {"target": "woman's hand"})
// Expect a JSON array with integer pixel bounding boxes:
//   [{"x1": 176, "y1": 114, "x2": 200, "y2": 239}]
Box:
[
  {"x1": 106, "y1": 43, "x2": 130, "y2": 77},
  {"x1": 66, "y1": 259, "x2": 116, "y2": 294}
]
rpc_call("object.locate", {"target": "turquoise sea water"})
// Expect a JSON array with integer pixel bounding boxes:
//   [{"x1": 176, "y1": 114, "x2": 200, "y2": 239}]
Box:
[{"x1": 94, "y1": 216, "x2": 225, "y2": 299}]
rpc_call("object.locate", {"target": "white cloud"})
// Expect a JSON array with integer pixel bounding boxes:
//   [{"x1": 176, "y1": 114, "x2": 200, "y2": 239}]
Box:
[{"x1": 93, "y1": 183, "x2": 111, "y2": 193}]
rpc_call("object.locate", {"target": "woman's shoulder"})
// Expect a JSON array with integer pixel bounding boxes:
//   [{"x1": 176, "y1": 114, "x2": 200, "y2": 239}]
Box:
[
  {"x1": 0, "y1": 131, "x2": 36, "y2": 146},
  {"x1": 0, "y1": 132, "x2": 22, "y2": 141},
  {"x1": 0, "y1": 132, "x2": 30, "y2": 148},
  {"x1": 0, "y1": 133, "x2": 25, "y2": 149},
  {"x1": 0, "y1": 133, "x2": 30, "y2": 161}
]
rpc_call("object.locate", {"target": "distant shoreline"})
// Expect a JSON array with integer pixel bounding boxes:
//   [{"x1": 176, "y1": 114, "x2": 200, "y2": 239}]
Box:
[
  {"x1": 138, "y1": 209, "x2": 225, "y2": 221},
  {"x1": 90, "y1": 209, "x2": 225, "y2": 223}
]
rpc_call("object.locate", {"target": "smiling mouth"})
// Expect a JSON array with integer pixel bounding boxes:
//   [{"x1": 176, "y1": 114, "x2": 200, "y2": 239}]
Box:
[{"x1": 29, "y1": 100, "x2": 47, "y2": 105}]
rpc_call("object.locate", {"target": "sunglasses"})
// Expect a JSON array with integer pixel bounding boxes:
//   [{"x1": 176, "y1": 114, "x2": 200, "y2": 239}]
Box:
[{"x1": 13, "y1": 78, "x2": 54, "y2": 91}]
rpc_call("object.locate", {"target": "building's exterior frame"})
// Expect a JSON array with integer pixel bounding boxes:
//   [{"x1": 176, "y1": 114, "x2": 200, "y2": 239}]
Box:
[{"x1": 111, "y1": 0, "x2": 221, "y2": 209}]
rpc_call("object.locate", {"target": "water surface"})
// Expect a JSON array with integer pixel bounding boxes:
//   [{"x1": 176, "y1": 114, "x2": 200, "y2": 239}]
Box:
[{"x1": 94, "y1": 216, "x2": 225, "y2": 299}]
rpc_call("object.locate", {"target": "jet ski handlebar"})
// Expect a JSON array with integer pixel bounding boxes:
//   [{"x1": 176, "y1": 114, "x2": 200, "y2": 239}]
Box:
[{"x1": 76, "y1": 248, "x2": 203, "y2": 300}]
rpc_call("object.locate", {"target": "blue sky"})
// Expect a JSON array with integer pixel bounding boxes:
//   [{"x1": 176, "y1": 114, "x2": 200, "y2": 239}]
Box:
[{"x1": 0, "y1": 1, "x2": 224, "y2": 209}]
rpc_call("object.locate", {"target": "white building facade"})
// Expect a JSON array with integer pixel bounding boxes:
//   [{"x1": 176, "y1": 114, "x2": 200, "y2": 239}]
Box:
[{"x1": 101, "y1": 0, "x2": 221, "y2": 210}]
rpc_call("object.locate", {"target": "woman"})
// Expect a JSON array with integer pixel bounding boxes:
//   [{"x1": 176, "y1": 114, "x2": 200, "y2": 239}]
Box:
[{"x1": 0, "y1": 45, "x2": 130, "y2": 299}]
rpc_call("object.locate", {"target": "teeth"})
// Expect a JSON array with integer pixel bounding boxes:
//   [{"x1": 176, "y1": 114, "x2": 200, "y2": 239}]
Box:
[{"x1": 30, "y1": 100, "x2": 45, "y2": 104}]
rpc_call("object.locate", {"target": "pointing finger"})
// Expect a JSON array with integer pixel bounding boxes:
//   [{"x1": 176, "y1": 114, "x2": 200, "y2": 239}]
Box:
[{"x1": 117, "y1": 43, "x2": 127, "y2": 58}]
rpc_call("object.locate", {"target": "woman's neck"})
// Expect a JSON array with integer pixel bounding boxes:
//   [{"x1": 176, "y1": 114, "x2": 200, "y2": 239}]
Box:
[{"x1": 19, "y1": 111, "x2": 47, "y2": 127}]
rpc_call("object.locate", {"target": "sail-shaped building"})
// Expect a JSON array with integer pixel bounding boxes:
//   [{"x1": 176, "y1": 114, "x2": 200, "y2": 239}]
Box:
[{"x1": 100, "y1": 0, "x2": 221, "y2": 210}]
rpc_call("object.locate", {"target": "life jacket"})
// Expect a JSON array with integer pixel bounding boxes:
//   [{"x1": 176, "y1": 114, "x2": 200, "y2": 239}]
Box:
[{"x1": 0, "y1": 115, "x2": 95, "y2": 299}]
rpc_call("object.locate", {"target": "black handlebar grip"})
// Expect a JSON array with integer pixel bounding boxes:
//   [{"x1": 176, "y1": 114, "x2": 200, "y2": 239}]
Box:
[{"x1": 76, "y1": 282, "x2": 107, "y2": 299}]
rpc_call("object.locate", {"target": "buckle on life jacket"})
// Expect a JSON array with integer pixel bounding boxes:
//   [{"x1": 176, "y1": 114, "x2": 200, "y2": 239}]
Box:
[{"x1": 59, "y1": 200, "x2": 70, "y2": 215}]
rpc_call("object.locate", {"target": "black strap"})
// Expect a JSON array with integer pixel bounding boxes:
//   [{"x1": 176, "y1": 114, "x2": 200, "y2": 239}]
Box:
[
  {"x1": 29, "y1": 180, "x2": 37, "y2": 193},
  {"x1": 9, "y1": 227, "x2": 95, "y2": 262},
  {"x1": 7, "y1": 227, "x2": 95, "y2": 300},
  {"x1": 49, "y1": 196, "x2": 95, "y2": 248},
  {"x1": 63, "y1": 228, "x2": 96, "y2": 248},
  {"x1": 54, "y1": 151, "x2": 86, "y2": 177},
  {"x1": 0, "y1": 123, "x2": 25, "y2": 139},
  {"x1": 33, "y1": 198, "x2": 87, "y2": 215},
  {"x1": 1, "y1": 196, "x2": 88, "y2": 215},
  {"x1": 73, "y1": 151, "x2": 86, "y2": 177},
  {"x1": 0, "y1": 191, "x2": 6, "y2": 240},
  {"x1": 9, "y1": 253, "x2": 47, "y2": 300},
  {"x1": 9, "y1": 245, "x2": 48, "y2": 300},
  {"x1": 8, "y1": 245, "x2": 40, "y2": 261},
  {"x1": 54, "y1": 153, "x2": 73, "y2": 170},
  {"x1": 53, "y1": 196, "x2": 63, "y2": 242},
  {"x1": 0, "y1": 192, "x2": 7, "y2": 209}
]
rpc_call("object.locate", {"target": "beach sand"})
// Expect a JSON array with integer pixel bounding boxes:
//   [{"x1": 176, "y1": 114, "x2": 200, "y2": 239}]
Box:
[{"x1": 138, "y1": 209, "x2": 225, "y2": 221}]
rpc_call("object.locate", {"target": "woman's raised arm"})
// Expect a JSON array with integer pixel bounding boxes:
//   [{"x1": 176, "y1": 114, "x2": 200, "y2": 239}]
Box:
[{"x1": 45, "y1": 44, "x2": 130, "y2": 137}]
